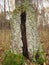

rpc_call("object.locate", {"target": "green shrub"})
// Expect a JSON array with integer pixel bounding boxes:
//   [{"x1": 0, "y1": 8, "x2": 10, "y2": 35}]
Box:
[
  {"x1": 2, "y1": 50, "x2": 25, "y2": 65},
  {"x1": 31, "y1": 50, "x2": 46, "y2": 65}
]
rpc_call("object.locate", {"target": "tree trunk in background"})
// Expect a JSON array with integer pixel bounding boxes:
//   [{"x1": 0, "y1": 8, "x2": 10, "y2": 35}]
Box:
[
  {"x1": 20, "y1": 11, "x2": 29, "y2": 58},
  {"x1": 4, "y1": 0, "x2": 6, "y2": 18},
  {"x1": 15, "y1": 0, "x2": 16, "y2": 6},
  {"x1": 8, "y1": 0, "x2": 10, "y2": 12}
]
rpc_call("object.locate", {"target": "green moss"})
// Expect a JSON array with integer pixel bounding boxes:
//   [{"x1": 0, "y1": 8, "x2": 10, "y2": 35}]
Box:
[
  {"x1": 31, "y1": 50, "x2": 46, "y2": 65},
  {"x1": 2, "y1": 50, "x2": 25, "y2": 65}
]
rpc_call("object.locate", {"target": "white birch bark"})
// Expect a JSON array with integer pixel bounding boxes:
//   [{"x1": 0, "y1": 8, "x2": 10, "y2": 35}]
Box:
[
  {"x1": 26, "y1": 9, "x2": 42, "y2": 55},
  {"x1": 10, "y1": 12, "x2": 23, "y2": 53},
  {"x1": 10, "y1": 1, "x2": 42, "y2": 55}
]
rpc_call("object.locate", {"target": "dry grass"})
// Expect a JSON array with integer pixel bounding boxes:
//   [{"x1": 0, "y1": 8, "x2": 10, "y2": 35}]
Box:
[
  {"x1": 0, "y1": 29, "x2": 11, "y2": 64},
  {"x1": 38, "y1": 27, "x2": 49, "y2": 52},
  {"x1": 0, "y1": 29, "x2": 11, "y2": 51},
  {"x1": 38, "y1": 26, "x2": 49, "y2": 65}
]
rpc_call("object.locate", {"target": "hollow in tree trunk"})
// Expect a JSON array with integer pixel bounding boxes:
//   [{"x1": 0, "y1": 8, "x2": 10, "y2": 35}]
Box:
[{"x1": 20, "y1": 11, "x2": 29, "y2": 59}]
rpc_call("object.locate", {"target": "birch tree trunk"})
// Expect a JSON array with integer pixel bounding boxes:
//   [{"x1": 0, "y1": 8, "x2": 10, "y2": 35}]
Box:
[
  {"x1": 26, "y1": 7, "x2": 42, "y2": 57},
  {"x1": 10, "y1": 12, "x2": 23, "y2": 53},
  {"x1": 10, "y1": 0, "x2": 42, "y2": 57},
  {"x1": 10, "y1": 0, "x2": 23, "y2": 53}
]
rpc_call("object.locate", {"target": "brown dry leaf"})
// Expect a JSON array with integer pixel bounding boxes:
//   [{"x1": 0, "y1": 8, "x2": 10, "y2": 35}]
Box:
[{"x1": 44, "y1": 62, "x2": 46, "y2": 65}]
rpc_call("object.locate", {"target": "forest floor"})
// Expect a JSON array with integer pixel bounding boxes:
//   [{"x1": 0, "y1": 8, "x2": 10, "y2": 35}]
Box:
[
  {"x1": 38, "y1": 25, "x2": 49, "y2": 65},
  {"x1": 0, "y1": 26, "x2": 49, "y2": 65},
  {"x1": 0, "y1": 29, "x2": 11, "y2": 64}
]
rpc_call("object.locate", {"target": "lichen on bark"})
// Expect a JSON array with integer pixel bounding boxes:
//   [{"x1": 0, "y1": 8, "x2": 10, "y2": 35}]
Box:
[{"x1": 10, "y1": 2, "x2": 43, "y2": 56}]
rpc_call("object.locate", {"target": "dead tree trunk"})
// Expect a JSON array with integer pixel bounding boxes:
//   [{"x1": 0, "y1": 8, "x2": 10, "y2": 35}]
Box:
[{"x1": 20, "y1": 11, "x2": 29, "y2": 59}]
